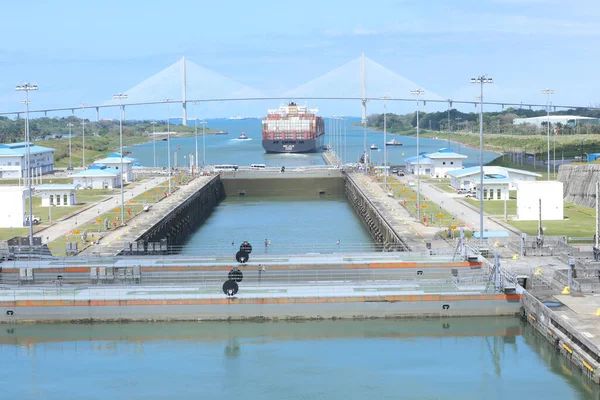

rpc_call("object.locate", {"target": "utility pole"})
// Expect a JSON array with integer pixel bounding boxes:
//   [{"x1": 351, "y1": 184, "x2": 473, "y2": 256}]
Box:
[
  {"x1": 411, "y1": 89, "x2": 425, "y2": 222},
  {"x1": 542, "y1": 89, "x2": 554, "y2": 180},
  {"x1": 381, "y1": 95, "x2": 391, "y2": 192},
  {"x1": 112, "y1": 93, "x2": 128, "y2": 226},
  {"x1": 471, "y1": 75, "x2": 493, "y2": 243},
  {"x1": 67, "y1": 122, "x2": 74, "y2": 169},
  {"x1": 151, "y1": 121, "x2": 157, "y2": 167},
  {"x1": 16, "y1": 83, "x2": 38, "y2": 247},
  {"x1": 81, "y1": 103, "x2": 87, "y2": 168}
]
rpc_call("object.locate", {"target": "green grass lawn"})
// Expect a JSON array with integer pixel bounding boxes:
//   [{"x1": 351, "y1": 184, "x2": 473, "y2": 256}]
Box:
[
  {"x1": 465, "y1": 198, "x2": 517, "y2": 216},
  {"x1": 0, "y1": 177, "x2": 74, "y2": 185},
  {"x1": 48, "y1": 176, "x2": 193, "y2": 256},
  {"x1": 507, "y1": 202, "x2": 595, "y2": 238},
  {"x1": 389, "y1": 177, "x2": 464, "y2": 228},
  {"x1": 434, "y1": 183, "x2": 457, "y2": 193}
]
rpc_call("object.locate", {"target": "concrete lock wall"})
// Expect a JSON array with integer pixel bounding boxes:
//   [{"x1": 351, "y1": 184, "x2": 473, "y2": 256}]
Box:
[
  {"x1": 221, "y1": 176, "x2": 345, "y2": 197},
  {"x1": 0, "y1": 294, "x2": 522, "y2": 323},
  {"x1": 138, "y1": 176, "x2": 225, "y2": 247},
  {"x1": 521, "y1": 291, "x2": 600, "y2": 383},
  {"x1": 558, "y1": 164, "x2": 600, "y2": 208},
  {"x1": 344, "y1": 175, "x2": 410, "y2": 251}
]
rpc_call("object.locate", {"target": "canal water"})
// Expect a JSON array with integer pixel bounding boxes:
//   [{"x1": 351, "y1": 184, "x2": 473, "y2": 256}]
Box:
[
  {"x1": 180, "y1": 195, "x2": 373, "y2": 255},
  {"x1": 2, "y1": 318, "x2": 596, "y2": 399},
  {"x1": 126, "y1": 118, "x2": 500, "y2": 168},
  {"x1": 126, "y1": 118, "x2": 500, "y2": 254}
]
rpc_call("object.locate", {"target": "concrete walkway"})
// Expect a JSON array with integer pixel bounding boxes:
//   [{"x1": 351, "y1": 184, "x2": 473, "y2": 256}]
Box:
[
  {"x1": 348, "y1": 173, "x2": 452, "y2": 251},
  {"x1": 79, "y1": 175, "x2": 215, "y2": 256},
  {"x1": 417, "y1": 178, "x2": 509, "y2": 234},
  {"x1": 37, "y1": 177, "x2": 167, "y2": 243}
]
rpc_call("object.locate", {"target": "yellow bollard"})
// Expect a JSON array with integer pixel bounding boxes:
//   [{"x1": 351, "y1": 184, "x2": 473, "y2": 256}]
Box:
[
  {"x1": 535, "y1": 268, "x2": 543, "y2": 276},
  {"x1": 561, "y1": 286, "x2": 571, "y2": 295},
  {"x1": 512, "y1": 254, "x2": 519, "y2": 260},
  {"x1": 595, "y1": 309, "x2": 600, "y2": 317}
]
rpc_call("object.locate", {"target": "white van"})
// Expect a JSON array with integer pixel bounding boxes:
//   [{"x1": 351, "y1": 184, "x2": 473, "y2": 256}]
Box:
[{"x1": 250, "y1": 164, "x2": 266, "y2": 170}]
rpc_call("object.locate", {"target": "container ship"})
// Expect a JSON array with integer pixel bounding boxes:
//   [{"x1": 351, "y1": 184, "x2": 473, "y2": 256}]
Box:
[{"x1": 261, "y1": 102, "x2": 325, "y2": 153}]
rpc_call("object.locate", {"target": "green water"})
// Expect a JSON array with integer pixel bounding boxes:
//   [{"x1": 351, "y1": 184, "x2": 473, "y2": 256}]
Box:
[
  {"x1": 2, "y1": 318, "x2": 597, "y2": 399},
  {"x1": 181, "y1": 195, "x2": 374, "y2": 255}
]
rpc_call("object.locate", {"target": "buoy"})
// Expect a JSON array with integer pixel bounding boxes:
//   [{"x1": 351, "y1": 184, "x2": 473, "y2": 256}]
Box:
[{"x1": 562, "y1": 286, "x2": 570, "y2": 295}]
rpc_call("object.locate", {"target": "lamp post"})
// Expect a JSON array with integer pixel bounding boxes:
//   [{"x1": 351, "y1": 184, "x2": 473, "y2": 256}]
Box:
[
  {"x1": 150, "y1": 121, "x2": 157, "y2": 167},
  {"x1": 455, "y1": 117, "x2": 462, "y2": 154},
  {"x1": 542, "y1": 89, "x2": 554, "y2": 180},
  {"x1": 165, "y1": 98, "x2": 173, "y2": 194},
  {"x1": 447, "y1": 100, "x2": 451, "y2": 147},
  {"x1": 470, "y1": 75, "x2": 493, "y2": 243},
  {"x1": 67, "y1": 122, "x2": 74, "y2": 169},
  {"x1": 381, "y1": 95, "x2": 391, "y2": 192},
  {"x1": 81, "y1": 103, "x2": 87, "y2": 168},
  {"x1": 201, "y1": 120, "x2": 207, "y2": 166},
  {"x1": 112, "y1": 93, "x2": 128, "y2": 226},
  {"x1": 193, "y1": 101, "x2": 200, "y2": 171},
  {"x1": 410, "y1": 89, "x2": 424, "y2": 222},
  {"x1": 16, "y1": 83, "x2": 38, "y2": 247}
]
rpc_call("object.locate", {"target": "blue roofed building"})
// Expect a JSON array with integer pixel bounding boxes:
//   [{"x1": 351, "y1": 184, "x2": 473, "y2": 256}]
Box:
[
  {"x1": 92, "y1": 153, "x2": 136, "y2": 183},
  {"x1": 404, "y1": 148, "x2": 467, "y2": 178},
  {"x1": 0, "y1": 142, "x2": 55, "y2": 179},
  {"x1": 447, "y1": 166, "x2": 541, "y2": 200},
  {"x1": 69, "y1": 166, "x2": 122, "y2": 189}
]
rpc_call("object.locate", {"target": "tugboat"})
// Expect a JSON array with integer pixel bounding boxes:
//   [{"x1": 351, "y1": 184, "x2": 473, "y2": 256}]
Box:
[
  {"x1": 238, "y1": 132, "x2": 250, "y2": 140},
  {"x1": 370, "y1": 143, "x2": 378, "y2": 150},
  {"x1": 386, "y1": 139, "x2": 403, "y2": 146}
]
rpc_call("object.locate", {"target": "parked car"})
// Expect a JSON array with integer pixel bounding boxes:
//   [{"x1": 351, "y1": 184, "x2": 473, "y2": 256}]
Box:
[
  {"x1": 465, "y1": 193, "x2": 476, "y2": 198},
  {"x1": 457, "y1": 188, "x2": 469, "y2": 194}
]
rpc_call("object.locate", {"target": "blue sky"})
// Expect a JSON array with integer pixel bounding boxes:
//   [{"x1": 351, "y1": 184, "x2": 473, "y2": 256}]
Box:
[{"x1": 1, "y1": 0, "x2": 599, "y2": 119}]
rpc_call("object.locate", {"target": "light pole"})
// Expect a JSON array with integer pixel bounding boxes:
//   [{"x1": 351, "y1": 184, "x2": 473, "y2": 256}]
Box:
[
  {"x1": 151, "y1": 121, "x2": 157, "y2": 167},
  {"x1": 165, "y1": 98, "x2": 173, "y2": 194},
  {"x1": 193, "y1": 101, "x2": 200, "y2": 171},
  {"x1": 16, "y1": 83, "x2": 38, "y2": 247},
  {"x1": 67, "y1": 122, "x2": 74, "y2": 169},
  {"x1": 411, "y1": 89, "x2": 424, "y2": 222},
  {"x1": 447, "y1": 100, "x2": 451, "y2": 147},
  {"x1": 455, "y1": 117, "x2": 462, "y2": 153},
  {"x1": 470, "y1": 75, "x2": 493, "y2": 243},
  {"x1": 201, "y1": 120, "x2": 207, "y2": 166},
  {"x1": 112, "y1": 93, "x2": 128, "y2": 226},
  {"x1": 542, "y1": 89, "x2": 554, "y2": 180},
  {"x1": 81, "y1": 103, "x2": 87, "y2": 168},
  {"x1": 381, "y1": 95, "x2": 391, "y2": 192}
]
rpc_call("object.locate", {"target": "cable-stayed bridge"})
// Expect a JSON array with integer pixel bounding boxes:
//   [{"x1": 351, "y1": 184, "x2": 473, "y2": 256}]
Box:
[{"x1": 4, "y1": 54, "x2": 598, "y2": 121}]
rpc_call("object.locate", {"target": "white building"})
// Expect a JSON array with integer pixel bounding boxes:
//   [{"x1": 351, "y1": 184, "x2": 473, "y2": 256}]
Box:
[
  {"x1": 70, "y1": 166, "x2": 122, "y2": 189},
  {"x1": 36, "y1": 184, "x2": 79, "y2": 206},
  {"x1": 447, "y1": 166, "x2": 541, "y2": 191},
  {"x1": 0, "y1": 186, "x2": 27, "y2": 227},
  {"x1": 516, "y1": 181, "x2": 564, "y2": 221},
  {"x1": 426, "y1": 149, "x2": 468, "y2": 178},
  {"x1": 405, "y1": 148, "x2": 467, "y2": 178},
  {"x1": 513, "y1": 115, "x2": 598, "y2": 128},
  {"x1": 474, "y1": 179, "x2": 511, "y2": 200},
  {"x1": 0, "y1": 142, "x2": 55, "y2": 179},
  {"x1": 93, "y1": 153, "x2": 135, "y2": 183},
  {"x1": 404, "y1": 154, "x2": 434, "y2": 176}
]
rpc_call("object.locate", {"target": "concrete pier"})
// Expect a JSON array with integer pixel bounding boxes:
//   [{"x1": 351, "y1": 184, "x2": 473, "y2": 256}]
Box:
[{"x1": 80, "y1": 175, "x2": 223, "y2": 256}]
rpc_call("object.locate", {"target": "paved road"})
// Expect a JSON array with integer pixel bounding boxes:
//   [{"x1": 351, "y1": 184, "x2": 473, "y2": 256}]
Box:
[
  {"x1": 411, "y1": 176, "x2": 511, "y2": 235},
  {"x1": 37, "y1": 177, "x2": 167, "y2": 243}
]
